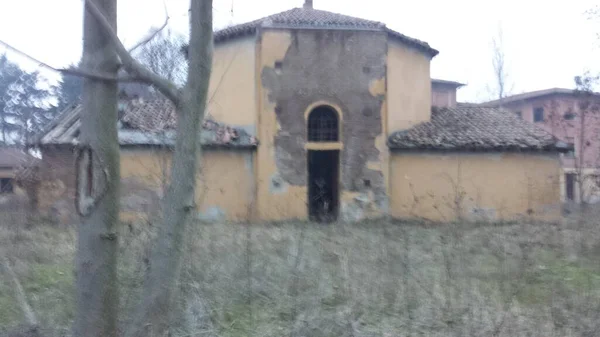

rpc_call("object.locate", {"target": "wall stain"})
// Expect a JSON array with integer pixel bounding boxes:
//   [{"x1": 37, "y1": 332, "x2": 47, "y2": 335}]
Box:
[{"x1": 261, "y1": 30, "x2": 388, "y2": 212}]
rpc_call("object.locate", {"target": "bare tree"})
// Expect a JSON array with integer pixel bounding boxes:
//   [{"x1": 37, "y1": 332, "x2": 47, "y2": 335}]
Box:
[
  {"x1": 545, "y1": 74, "x2": 600, "y2": 206},
  {"x1": 0, "y1": 55, "x2": 57, "y2": 145},
  {"x1": 135, "y1": 29, "x2": 188, "y2": 87},
  {"x1": 70, "y1": 0, "x2": 213, "y2": 336},
  {"x1": 489, "y1": 25, "x2": 513, "y2": 101},
  {"x1": 71, "y1": 1, "x2": 120, "y2": 336}
]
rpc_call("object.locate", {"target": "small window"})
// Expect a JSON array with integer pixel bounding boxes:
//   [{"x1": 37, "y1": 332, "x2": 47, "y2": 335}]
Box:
[
  {"x1": 0, "y1": 178, "x2": 14, "y2": 194},
  {"x1": 564, "y1": 111, "x2": 576, "y2": 120},
  {"x1": 533, "y1": 107, "x2": 544, "y2": 122},
  {"x1": 515, "y1": 111, "x2": 522, "y2": 118},
  {"x1": 308, "y1": 106, "x2": 339, "y2": 142}
]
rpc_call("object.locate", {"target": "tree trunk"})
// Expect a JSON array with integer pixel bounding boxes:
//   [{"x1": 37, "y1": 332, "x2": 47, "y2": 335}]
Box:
[
  {"x1": 125, "y1": 1, "x2": 213, "y2": 336},
  {"x1": 72, "y1": 0, "x2": 120, "y2": 336},
  {"x1": 1, "y1": 109, "x2": 6, "y2": 144}
]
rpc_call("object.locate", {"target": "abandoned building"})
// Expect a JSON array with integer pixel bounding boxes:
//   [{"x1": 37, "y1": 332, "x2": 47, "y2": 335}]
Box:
[
  {"x1": 0, "y1": 147, "x2": 38, "y2": 211},
  {"x1": 483, "y1": 88, "x2": 600, "y2": 204},
  {"x1": 33, "y1": 1, "x2": 569, "y2": 223}
]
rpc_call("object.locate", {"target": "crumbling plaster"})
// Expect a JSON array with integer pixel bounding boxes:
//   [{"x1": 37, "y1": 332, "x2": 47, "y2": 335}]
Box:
[{"x1": 258, "y1": 29, "x2": 390, "y2": 221}]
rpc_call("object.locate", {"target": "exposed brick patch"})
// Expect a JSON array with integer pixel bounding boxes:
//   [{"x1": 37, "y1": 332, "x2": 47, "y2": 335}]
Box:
[{"x1": 262, "y1": 29, "x2": 388, "y2": 208}]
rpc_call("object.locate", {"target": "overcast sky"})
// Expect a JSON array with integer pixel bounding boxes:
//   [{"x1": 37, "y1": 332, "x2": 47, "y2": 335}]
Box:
[{"x1": 1, "y1": 0, "x2": 599, "y2": 102}]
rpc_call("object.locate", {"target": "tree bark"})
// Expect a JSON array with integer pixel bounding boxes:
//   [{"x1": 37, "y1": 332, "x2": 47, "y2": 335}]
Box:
[
  {"x1": 125, "y1": 1, "x2": 213, "y2": 336},
  {"x1": 578, "y1": 109, "x2": 586, "y2": 206},
  {"x1": 72, "y1": 0, "x2": 120, "y2": 336}
]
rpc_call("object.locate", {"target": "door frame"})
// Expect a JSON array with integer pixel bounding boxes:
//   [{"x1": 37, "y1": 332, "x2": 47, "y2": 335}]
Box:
[{"x1": 307, "y1": 149, "x2": 340, "y2": 222}]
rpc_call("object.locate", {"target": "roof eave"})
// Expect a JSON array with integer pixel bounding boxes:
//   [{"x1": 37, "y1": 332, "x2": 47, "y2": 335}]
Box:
[
  {"x1": 431, "y1": 79, "x2": 466, "y2": 88},
  {"x1": 387, "y1": 30, "x2": 438, "y2": 57},
  {"x1": 481, "y1": 88, "x2": 600, "y2": 107},
  {"x1": 388, "y1": 144, "x2": 569, "y2": 153},
  {"x1": 212, "y1": 25, "x2": 438, "y2": 57},
  {"x1": 214, "y1": 28, "x2": 257, "y2": 44},
  {"x1": 119, "y1": 143, "x2": 258, "y2": 150}
]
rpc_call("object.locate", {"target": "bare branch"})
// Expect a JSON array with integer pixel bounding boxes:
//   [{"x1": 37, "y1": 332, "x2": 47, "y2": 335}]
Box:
[
  {"x1": 0, "y1": 39, "x2": 138, "y2": 82},
  {"x1": 61, "y1": 67, "x2": 141, "y2": 82},
  {"x1": 84, "y1": 0, "x2": 180, "y2": 104},
  {"x1": 490, "y1": 25, "x2": 513, "y2": 101},
  {"x1": 127, "y1": 0, "x2": 170, "y2": 53},
  {"x1": 127, "y1": 20, "x2": 169, "y2": 53}
]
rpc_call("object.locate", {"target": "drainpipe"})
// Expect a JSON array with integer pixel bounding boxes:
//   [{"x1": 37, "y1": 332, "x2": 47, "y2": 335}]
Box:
[{"x1": 304, "y1": 0, "x2": 313, "y2": 9}]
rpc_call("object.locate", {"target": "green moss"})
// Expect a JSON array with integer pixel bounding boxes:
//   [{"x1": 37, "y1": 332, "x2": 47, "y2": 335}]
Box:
[
  {"x1": 219, "y1": 303, "x2": 256, "y2": 337},
  {"x1": 25, "y1": 263, "x2": 72, "y2": 292},
  {"x1": 516, "y1": 255, "x2": 600, "y2": 305},
  {"x1": 23, "y1": 263, "x2": 75, "y2": 327},
  {"x1": 0, "y1": 290, "x2": 20, "y2": 326}
]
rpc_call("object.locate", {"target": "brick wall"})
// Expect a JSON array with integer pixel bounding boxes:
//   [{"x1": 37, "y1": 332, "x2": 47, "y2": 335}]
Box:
[
  {"x1": 37, "y1": 146, "x2": 76, "y2": 223},
  {"x1": 431, "y1": 85, "x2": 457, "y2": 108}
]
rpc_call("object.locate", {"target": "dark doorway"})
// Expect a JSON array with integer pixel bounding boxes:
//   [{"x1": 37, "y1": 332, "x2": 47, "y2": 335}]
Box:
[
  {"x1": 308, "y1": 150, "x2": 339, "y2": 222},
  {"x1": 0, "y1": 178, "x2": 14, "y2": 194},
  {"x1": 565, "y1": 173, "x2": 576, "y2": 201}
]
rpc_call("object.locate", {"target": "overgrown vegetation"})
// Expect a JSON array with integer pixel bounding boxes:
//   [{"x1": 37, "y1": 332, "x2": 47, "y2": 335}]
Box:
[{"x1": 2, "y1": 217, "x2": 600, "y2": 337}]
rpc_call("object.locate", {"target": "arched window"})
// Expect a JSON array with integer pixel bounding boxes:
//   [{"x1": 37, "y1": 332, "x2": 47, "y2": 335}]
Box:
[{"x1": 307, "y1": 106, "x2": 339, "y2": 142}]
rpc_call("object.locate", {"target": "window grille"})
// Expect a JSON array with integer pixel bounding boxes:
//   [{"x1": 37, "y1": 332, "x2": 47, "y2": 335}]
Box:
[{"x1": 308, "y1": 106, "x2": 339, "y2": 142}]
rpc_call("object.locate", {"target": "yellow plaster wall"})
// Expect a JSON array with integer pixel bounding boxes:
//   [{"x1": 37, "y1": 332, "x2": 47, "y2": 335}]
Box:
[
  {"x1": 121, "y1": 149, "x2": 169, "y2": 188},
  {"x1": 120, "y1": 149, "x2": 171, "y2": 222},
  {"x1": 208, "y1": 37, "x2": 257, "y2": 129},
  {"x1": 120, "y1": 148, "x2": 254, "y2": 222},
  {"x1": 390, "y1": 152, "x2": 562, "y2": 221},
  {"x1": 256, "y1": 30, "x2": 308, "y2": 220},
  {"x1": 195, "y1": 150, "x2": 255, "y2": 221},
  {"x1": 387, "y1": 40, "x2": 432, "y2": 133}
]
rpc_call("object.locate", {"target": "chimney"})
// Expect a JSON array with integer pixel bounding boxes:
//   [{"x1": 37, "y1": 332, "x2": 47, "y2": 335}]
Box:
[
  {"x1": 304, "y1": 0, "x2": 313, "y2": 9},
  {"x1": 431, "y1": 79, "x2": 465, "y2": 108}
]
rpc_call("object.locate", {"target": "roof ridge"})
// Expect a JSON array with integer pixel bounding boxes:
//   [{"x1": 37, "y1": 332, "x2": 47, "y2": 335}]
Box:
[{"x1": 211, "y1": 6, "x2": 437, "y2": 56}]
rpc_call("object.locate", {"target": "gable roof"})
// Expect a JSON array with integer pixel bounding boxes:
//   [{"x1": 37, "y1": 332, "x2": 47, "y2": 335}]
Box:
[
  {"x1": 213, "y1": 7, "x2": 438, "y2": 57},
  {"x1": 431, "y1": 78, "x2": 465, "y2": 88},
  {"x1": 0, "y1": 147, "x2": 38, "y2": 169},
  {"x1": 481, "y1": 88, "x2": 600, "y2": 107},
  {"x1": 388, "y1": 106, "x2": 569, "y2": 152},
  {"x1": 35, "y1": 98, "x2": 258, "y2": 149}
]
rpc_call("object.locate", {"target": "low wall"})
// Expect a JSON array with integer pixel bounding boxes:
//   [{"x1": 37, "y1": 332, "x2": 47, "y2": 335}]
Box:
[
  {"x1": 390, "y1": 152, "x2": 562, "y2": 221},
  {"x1": 119, "y1": 148, "x2": 256, "y2": 222},
  {"x1": 38, "y1": 146, "x2": 255, "y2": 223}
]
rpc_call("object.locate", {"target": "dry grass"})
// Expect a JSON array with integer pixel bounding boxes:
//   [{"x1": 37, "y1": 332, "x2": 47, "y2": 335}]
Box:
[{"x1": 2, "y1": 216, "x2": 600, "y2": 337}]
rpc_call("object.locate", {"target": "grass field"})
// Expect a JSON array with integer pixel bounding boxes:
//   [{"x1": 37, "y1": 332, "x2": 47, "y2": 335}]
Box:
[{"x1": 1, "y1": 217, "x2": 600, "y2": 337}]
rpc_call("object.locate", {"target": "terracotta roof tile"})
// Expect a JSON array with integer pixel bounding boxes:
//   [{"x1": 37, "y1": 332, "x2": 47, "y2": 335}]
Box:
[
  {"x1": 388, "y1": 106, "x2": 569, "y2": 152},
  {"x1": 121, "y1": 98, "x2": 176, "y2": 131},
  {"x1": 36, "y1": 98, "x2": 258, "y2": 149},
  {"x1": 0, "y1": 147, "x2": 38, "y2": 168},
  {"x1": 212, "y1": 7, "x2": 438, "y2": 56},
  {"x1": 431, "y1": 78, "x2": 465, "y2": 88}
]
